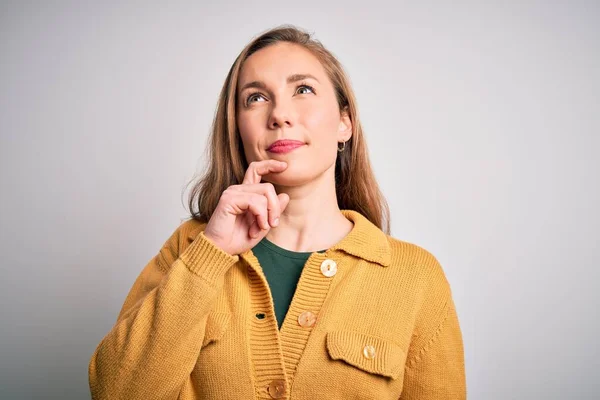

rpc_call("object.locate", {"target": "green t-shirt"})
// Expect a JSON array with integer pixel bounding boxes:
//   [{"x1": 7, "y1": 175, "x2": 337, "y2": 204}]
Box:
[{"x1": 251, "y1": 237, "x2": 326, "y2": 330}]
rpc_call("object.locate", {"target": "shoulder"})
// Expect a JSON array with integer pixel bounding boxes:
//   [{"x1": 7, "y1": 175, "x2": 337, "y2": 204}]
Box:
[
  {"x1": 155, "y1": 218, "x2": 208, "y2": 271},
  {"x1": 385, "y1": 235, "x2": 452, "y2": 299},
  {"x1": 178, "y1": 217, "x2": 208, "y2": 242}
]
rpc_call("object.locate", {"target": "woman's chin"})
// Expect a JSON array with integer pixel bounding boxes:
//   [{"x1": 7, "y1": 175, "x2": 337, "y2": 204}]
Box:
[{"x1": 265, "y1": 170, "x2": 318, "y2": 188}]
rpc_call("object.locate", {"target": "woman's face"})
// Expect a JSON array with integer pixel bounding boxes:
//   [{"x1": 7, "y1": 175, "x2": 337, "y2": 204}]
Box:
[{"x1": 236, "y1": 42, "x2": 352, "y2": 186}]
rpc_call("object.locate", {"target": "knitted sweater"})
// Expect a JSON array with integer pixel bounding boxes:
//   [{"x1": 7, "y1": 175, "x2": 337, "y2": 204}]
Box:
[
  {"x1": 88, "y1": 210, "x2": 466, "y2": 399},
  {"x1": 252, "y1": 236, "x2": 326, "y2": 330}
]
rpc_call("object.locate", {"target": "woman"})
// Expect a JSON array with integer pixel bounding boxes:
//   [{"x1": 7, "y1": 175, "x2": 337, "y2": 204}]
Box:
[{"x1": 89, "y1": 25, "x2": 466, "y2": 399}]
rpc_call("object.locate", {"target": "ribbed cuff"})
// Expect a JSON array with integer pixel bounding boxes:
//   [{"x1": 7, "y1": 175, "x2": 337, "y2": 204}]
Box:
[{"x1": 179, "y1": 231, "x2": 239, "y2": 285}]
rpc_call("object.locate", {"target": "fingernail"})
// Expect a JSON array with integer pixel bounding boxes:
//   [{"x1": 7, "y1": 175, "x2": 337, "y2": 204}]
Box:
[{"x1": 273, "y1": 218, "x2": 279, "y2": 227}]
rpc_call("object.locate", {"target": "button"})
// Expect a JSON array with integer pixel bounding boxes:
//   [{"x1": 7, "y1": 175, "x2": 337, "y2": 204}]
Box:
[
  {"x1": 267, "y1": 379, "x2": 286, "y2": 399},
  {"x1": 320, "y1": 259, "x2": 337, "y2": 277},
  {"x1": 363, "y1": 344, "x2": 376, "y2": 359},
  {"x1": 297, "y1": 311, "x2": 316, "y2": 327}
]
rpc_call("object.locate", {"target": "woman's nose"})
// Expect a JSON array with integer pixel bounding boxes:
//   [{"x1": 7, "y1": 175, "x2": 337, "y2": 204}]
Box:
[{"x1": 268, "y1": 100, "x2": 294, "y2": 129}]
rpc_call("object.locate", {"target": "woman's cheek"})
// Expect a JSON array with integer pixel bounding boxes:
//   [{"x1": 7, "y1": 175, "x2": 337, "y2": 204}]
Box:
[
  {"x1": 238, "y1": 116, "x2": 261, "y2": 144},
  {"x1": 302, "y1": 102, "x2": 326, "y2": 125},
  {"x1": 305, "y1": 102, "x2": 340, "y2": 136}
]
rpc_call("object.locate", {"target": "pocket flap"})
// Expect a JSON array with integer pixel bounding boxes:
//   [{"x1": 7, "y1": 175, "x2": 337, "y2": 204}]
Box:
[
  {"x1": 202, "y1": 312, "x2": 231, "y2": 348},
  {"x1": 326, "y1": 330, "x2": 405, "y2": 380}
]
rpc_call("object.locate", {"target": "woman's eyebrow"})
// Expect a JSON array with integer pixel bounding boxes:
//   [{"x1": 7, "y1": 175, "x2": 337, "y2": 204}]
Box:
[
  {"x1": 287, "y1": 73, "x2": 319, "y2": 84},
  {"x1": 239, "y1": 73, "x2": 320, "y2": 93},
  {"x1": 239, "y1": 81, "x2": 267, "y2": 93}
]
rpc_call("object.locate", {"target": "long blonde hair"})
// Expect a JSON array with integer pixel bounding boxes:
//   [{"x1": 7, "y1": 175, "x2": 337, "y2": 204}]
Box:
[{"x1": 185, "y1": 25, "x2": 390, "y2": 234}]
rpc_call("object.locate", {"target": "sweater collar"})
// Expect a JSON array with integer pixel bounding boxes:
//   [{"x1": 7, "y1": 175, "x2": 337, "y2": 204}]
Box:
[
  {"x1": 334, "y1": 209, "x2": 391, "y2": 267},
  {"x1": 190, "y1": 209, "x2": 391, "y2": 267}
]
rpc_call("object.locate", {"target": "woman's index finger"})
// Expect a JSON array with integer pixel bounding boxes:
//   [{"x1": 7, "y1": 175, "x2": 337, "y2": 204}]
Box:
[{"x1": 242, "y1": 160, "x2": 287, "y2": 185}]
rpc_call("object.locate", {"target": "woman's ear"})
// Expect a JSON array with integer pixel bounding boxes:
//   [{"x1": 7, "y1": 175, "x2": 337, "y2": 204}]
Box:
[{"x1": 338, "y1": 107, "x2": 353, "y2": 142}]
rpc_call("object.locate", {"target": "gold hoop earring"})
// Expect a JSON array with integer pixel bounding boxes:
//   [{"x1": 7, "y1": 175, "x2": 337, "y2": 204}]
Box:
[{"x1": 337, "y1": 141, "x2": 346, "y2": 152}]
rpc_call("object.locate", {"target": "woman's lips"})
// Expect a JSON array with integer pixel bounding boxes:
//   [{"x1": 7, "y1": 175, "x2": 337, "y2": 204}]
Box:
[{"x1": 267, "y1": 140, "x2": 305, "y2": 154}]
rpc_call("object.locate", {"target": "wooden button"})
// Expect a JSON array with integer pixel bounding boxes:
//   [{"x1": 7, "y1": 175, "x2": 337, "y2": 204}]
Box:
[
  {"x1": 297, "y1": 311, "x2": 316, "y2": 327},
  {"x1": 320, "y1": 259, "x2": 337, "y2": 277},
  {"x1": 363, "y1": 344, "x2": 376, "y2": 359},
  {"x1": 267, "y1": 379, "x2": 286, "y2": 398}
]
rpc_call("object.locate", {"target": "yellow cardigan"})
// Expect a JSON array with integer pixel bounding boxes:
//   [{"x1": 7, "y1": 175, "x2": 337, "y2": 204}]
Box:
[{"x1": 88, "y1": 210, "x2": 466, "y2": 399}]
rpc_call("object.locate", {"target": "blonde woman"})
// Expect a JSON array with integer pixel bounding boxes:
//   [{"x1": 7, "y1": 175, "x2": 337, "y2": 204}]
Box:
[{"x1": 89, "y1": 25, "x2": 466, "y2": 400}]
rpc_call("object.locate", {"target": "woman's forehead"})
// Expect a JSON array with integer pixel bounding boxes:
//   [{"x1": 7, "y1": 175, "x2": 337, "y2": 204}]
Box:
[{"x1": 238, "y1": 43, "x2": 327, "y2": 87}]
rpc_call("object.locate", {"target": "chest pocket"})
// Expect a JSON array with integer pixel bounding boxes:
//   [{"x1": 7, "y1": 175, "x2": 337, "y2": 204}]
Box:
[
  {"x1": 201, "y1": 312, "x2": 231, "y2": 348},
  {"x1": 326, "y1": 330, "x2": 406, "y2": 380}
]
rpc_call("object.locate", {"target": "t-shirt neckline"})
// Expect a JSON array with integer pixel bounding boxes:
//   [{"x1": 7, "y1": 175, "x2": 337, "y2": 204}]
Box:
[{"x1": 257, "y1": 237, "x2": 327, "y2": 259}]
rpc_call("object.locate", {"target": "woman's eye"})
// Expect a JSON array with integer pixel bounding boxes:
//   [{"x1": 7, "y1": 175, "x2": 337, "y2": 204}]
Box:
[
  {"x1": 296, "y1": 85, "x2": 315, "y2": 95},
  {"x1": 247, "y1": 93, "x2": 265, "y2": 104}
]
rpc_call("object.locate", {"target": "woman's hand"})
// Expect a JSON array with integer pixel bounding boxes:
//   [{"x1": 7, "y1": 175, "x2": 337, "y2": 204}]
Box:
[{"x1": 203, "y1": 160, "x2": 290, "y2": 255}]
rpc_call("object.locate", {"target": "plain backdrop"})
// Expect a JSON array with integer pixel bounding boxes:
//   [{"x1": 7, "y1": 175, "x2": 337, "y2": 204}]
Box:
[{"x1": 1, "y1": 1, "x2": 598, "y2": 399}]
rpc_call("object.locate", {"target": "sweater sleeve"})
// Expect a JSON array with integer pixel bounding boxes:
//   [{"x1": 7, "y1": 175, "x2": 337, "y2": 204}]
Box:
[
  {"x1": 400, "y1": 294, "x2": 466, "y2": 399},
  {"x1": 398, "y1": 249, "x2": 466, "y2": 400},
  {"x1": 88, "y1": 222, "x2": 239, "y2": 400}
]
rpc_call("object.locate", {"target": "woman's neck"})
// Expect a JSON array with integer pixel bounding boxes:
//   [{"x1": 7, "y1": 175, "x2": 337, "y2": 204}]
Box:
[{"x1": 267, "y1": 169, "x2": 353, "y2": 253}]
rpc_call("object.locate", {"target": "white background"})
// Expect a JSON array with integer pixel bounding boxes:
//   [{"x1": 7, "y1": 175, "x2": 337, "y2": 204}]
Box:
[{"x1": 1, "y1": 1, "x2": 598, "y2": 399}]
